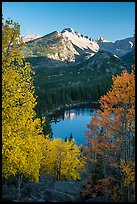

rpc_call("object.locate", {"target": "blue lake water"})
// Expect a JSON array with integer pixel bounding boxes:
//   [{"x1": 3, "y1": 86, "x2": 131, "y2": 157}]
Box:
[{"x1": 51, "y1": 108, "x2": 95, "y2": 146}]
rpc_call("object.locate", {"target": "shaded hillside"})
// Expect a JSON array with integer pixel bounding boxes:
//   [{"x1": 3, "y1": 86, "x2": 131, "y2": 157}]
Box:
[
  {"x1": 121, "y1": 49, "x2": 135, "y2": 64},
  {"x1": 25, "y1": 51, "x2": 132, "y2": 116}
]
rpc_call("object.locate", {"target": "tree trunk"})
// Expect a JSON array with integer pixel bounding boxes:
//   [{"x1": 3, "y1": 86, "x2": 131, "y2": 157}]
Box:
[
  {"x1": 120, "y1": 182, "x2": 125, "y2": 202},
  {"x1": 128, "y1": 183, "x2": 132, "y2": 202},
  {"x1": 17, "y1": 173, "x2": 23, "y2": 200},
  {"x1": 103, "y1": 158, "x2": 107, "y2": 178}
]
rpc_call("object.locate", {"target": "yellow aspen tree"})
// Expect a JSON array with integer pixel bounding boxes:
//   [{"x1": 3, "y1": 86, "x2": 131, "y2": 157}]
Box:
[
  {"x1": 61, "y1": 138, "x2": 86, "y2": 180},
  {"x1": 2, "y1": 19, "x2": 45, "y2": 198},
  {"x1": 40, "y1": 138, "x2": 86, "y2": 180}
]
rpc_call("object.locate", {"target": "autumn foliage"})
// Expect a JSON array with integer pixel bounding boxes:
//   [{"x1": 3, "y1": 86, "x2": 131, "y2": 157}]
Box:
[
  {"x1": 2, "y1": 19, "x2": 86, "y2": 200},
  {"x1": 40, "y1": 138, "x2": 85, "y2": 180},
  {"x1": 84, "y1": 67, "x2": 135, "y2": 202},
  {"x1": 2, "y1": 19, "x2": 44, "y2": 182}
]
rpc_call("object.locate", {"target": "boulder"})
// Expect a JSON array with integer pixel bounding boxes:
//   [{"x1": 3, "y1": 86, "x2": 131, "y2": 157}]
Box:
[
  {"x1": 38, "y1": 173, "x2": 55, "y2": 192},
  {"x1": 43, "y1": 189, "x2": 75, "y2": 202},
  {"x1": 2, "y1": 184, "x2": 18, "y2": 201},
  {"x1": 20, "y1": 195, "x2": 45, "y2": 202},
  {"x1": 21, "y1": 173, "x2": 54, "y2": 197},
  {"x1": 54, "y1": 180, "x2": 85, "y2": 201},
  {"x1": 2, "y1": 184, "x2": 9, "y2": 195},
  {"x1": 21, "y1": 181, "x2": 40, "y2": 196}
]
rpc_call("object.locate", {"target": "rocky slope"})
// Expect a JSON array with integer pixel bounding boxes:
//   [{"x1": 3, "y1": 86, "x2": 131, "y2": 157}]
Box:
[
  {"x1": 22, "y1": 30, "x2": 80, "y2": 67},
  {"x1": 98, "y1": 36, "x2": 135, "y2": 57},
  {"x1": 81, "y1": 50, "x2": 129, "y2": 74},
  {"x1": 61, "y1": 28, "x2": 99, "y2": 54},
  {"x1": 22, "y1": 28, "x2": 134, "y2": 68},
  {"x1": 22, "y1": 34, "x2": 41, "y2": 43},
  {"x1": 2, "y1": 173, "x2": 109, "y2": 202},
  {"x1": 121, "y1": 48, "x2": 135, "y2": 64},
  {"x1": 22, "y1": 28, "x2": 100, "y2": 62}
]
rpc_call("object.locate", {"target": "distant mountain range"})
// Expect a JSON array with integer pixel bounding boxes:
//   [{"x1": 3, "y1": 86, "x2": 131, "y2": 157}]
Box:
[
  {"x1": 22, "y1": 28, "x2": 135, "y2": 68},
  {"x1": 21, "y1": 28, "x2": 135, "y2": 112}
]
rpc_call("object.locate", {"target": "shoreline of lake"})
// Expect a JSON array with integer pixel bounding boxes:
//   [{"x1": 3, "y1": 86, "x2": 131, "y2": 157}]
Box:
[{"x1": 46, "y1": 101, "x2": 99, "y2": 117}]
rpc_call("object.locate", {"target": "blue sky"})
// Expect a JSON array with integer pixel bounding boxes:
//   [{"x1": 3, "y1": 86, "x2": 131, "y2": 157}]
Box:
[{"x1": 2, "y1": 2, "x2": 135, "y2": 42}]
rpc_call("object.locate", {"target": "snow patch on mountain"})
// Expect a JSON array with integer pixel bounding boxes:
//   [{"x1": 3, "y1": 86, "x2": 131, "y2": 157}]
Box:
[
  {"x1": 129, "y1": 41, "x2": 133, "y2": 48},
  {"x1": 61, "y1": 28, "x2": 99, "y2": 53},
  {"x1": 113, "y1": 54, "x2": 119, "y2": 58},
  {"x1": 96, "y1": 37, "x2": 110, "y2": 43}
]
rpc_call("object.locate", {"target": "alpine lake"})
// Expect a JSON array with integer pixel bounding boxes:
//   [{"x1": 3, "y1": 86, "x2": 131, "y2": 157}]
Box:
[{"x1": 49, "y1": 103, "x2": 99, "y2": 146}]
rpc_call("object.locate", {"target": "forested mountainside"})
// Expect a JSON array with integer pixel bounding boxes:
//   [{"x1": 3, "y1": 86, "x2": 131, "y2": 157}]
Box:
[
  {"x1": 121, "y1": 49, "x2": 135, "y2": 64},
  {"x1": 24, "y1": 47, "x2": 133, "y2": 116},
  {"x1": 22, "y1": 28, "x2": 135, "y2": 117}
]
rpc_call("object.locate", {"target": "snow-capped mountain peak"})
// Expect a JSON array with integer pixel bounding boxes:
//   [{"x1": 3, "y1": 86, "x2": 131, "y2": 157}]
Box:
[
  {"x1": 61, "y1": 28, "x2": 99, "y2": 53},
  {"x1": 96, "y1": 37, "x2": 110, "y2": 43},
  {"x1": 22, "y1": 28, "x2": 134, "y2": 65},
  {"x1": 61, "y1": 28, "x2": 75, "y2": 33}
]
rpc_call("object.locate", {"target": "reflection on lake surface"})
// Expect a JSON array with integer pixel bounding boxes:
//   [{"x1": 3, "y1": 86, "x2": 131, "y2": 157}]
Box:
[{"x1": 50, "y1": 108, "x2": 96, "y2": 146}]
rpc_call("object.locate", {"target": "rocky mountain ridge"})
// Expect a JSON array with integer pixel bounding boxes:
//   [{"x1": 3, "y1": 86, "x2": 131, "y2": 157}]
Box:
[
  {"x1": 98, "y1": 36, "x2": 135, "y2": 57},
  {"x1": 22, "y1": 34, "x2": 42, "y2": 43},
  {"x1": 61, "y1": 28, "x2": 99, "y2": 54},
  {"x1": 22, "y1": 28, "x2": 134, "y2": 66},
  {"x1": 21, "y1": 28, "x2": 134, "y2": 124}
]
